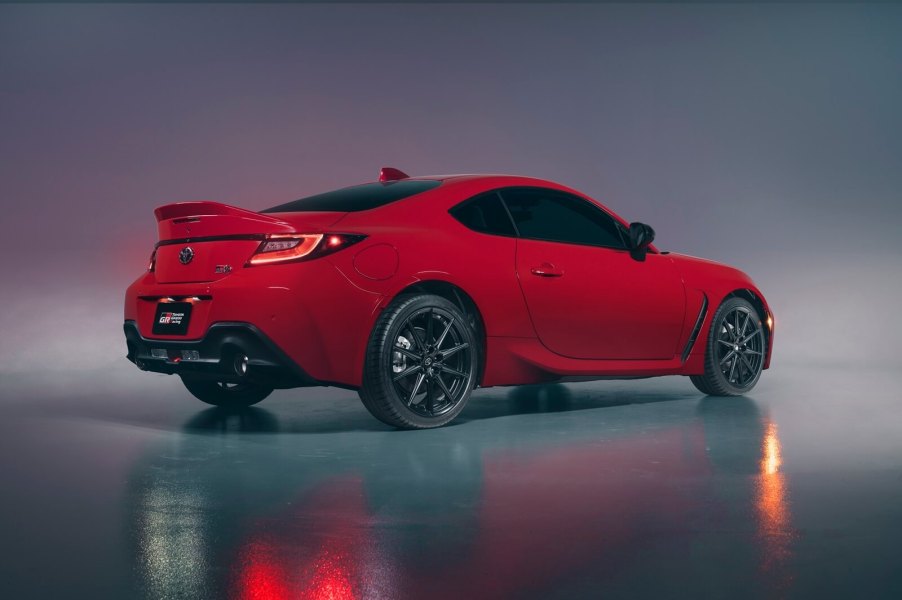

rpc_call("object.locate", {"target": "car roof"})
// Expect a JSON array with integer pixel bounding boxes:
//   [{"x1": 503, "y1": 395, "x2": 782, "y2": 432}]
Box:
[
  {"x1": 404, "y1": 173, "x2": 582, "y2": 194},
  {"x1": 408, "y1": 173, "x2": 551, "y2": 184}
]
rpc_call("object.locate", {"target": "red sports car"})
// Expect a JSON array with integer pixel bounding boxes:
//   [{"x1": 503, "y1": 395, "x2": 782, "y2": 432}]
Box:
[{"x1": 124, "y1": 168, "x2": 773, "y2": 428}]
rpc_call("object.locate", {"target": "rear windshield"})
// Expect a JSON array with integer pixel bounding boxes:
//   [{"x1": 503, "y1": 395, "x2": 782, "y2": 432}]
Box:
[{"x1": 262, "y1": 180, "x2": 441, "y2": 213}]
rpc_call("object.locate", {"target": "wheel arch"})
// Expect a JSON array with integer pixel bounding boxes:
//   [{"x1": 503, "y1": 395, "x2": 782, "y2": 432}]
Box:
[{"x1": 389, "y1": 279, "x2": 488, "y2": 386}]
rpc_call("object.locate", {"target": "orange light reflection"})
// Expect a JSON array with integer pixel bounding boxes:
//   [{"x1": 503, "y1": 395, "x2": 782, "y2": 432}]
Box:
[{"x1": 756, "y1": 420, "x2": 793, "y2": 591}]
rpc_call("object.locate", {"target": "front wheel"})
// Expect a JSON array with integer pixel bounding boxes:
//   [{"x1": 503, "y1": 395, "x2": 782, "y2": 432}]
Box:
[
  {"x1": 359, "y1": 294, "x2": 480, "y2": 429},
  {"x1": 181, "y1": 377, "x2": 273, "y2": 408},
  {"x1": 690, "y1": 297, "x2": 766, "y2": 396}
]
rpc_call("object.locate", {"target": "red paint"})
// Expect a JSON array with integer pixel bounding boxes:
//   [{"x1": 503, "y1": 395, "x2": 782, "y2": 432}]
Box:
[
  {"x1": 124, "y1": 173, "x2": 773, "y2": 388},
  {"x1": 516, "y1": 238, "x2": 685, "y2": 359},
  {"x1": 352, "y1": 243, "x2": 399, "y2": 280}
]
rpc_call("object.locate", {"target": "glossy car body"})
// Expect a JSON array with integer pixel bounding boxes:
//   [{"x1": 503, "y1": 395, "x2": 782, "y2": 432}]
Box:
[{"x1": 124, "y1": 170, "x2": 773, "y2": 401}]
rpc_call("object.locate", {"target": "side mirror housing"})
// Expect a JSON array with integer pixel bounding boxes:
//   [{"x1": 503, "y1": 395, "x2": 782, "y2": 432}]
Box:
[{"x1": 628, "y1": 222, "x2": 655, "y2": 261}]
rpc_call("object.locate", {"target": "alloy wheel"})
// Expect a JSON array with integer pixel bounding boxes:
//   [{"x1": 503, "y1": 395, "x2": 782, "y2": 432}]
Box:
[
  {"x1": 389, "y1": 307, "x2": 474, "y2": 418},
  {"x1": 714, "y1": 306, "x2": 764, "y2": 388}
]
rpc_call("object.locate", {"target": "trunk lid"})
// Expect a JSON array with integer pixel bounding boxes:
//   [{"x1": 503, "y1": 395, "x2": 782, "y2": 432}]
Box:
[{"x1": 153, "y1": 201, "x2": 345, "y2": 283}]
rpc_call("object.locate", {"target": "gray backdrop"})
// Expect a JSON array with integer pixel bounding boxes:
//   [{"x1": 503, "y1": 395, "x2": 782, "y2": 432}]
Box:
[{"x1": 2, "y1": 3, "x2": 900, "y2": 379}]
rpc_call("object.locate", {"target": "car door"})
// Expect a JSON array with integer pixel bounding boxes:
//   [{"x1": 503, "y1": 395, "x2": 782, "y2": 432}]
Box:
[{"x1": 501, "y1": 187, "x2": 686, "y2": 360}]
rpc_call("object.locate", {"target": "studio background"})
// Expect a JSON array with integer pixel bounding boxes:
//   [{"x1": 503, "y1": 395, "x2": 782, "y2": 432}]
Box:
[
  {"x1": 1, "y1": 3, "x2": 900, "y2": 383},
  {"x1": 3, "y1": 4, "x2": 902, "y2": 598}
]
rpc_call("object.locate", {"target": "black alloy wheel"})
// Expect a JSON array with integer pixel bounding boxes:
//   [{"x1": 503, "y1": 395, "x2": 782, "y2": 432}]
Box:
[
  {"x1": 360, "y1": 294, "x2": 479, "y2": 429},
  {"x1": 691, "y1": 297, "x2": 766, "y2": 396}
]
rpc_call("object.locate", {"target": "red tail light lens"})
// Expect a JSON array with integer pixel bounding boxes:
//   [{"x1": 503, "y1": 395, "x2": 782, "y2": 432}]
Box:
[
  {"x1": 247, "y1": 233, "x2": 365, "y2": 266},
  {"x1": 249, "y1": 234, "x2": 323, "y2": 265}
]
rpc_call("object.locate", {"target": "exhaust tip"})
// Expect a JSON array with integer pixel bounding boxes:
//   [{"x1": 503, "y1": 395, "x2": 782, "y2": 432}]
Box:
[{"x1": 233, "y1": 354, "x2": 249, "y2": 377}]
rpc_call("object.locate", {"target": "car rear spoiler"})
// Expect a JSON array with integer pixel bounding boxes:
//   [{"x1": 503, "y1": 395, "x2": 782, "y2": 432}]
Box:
[
  {"x1": 154, "y1": 201, "x2": 295, "y2": 241},
  {"x1": 154, "y1": 201, "x2": 286, "y2": 222}
]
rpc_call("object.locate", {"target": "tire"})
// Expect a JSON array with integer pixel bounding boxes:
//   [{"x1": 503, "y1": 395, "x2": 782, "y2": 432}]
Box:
[
  {"x1": 359, "y1": 294, "x2": 480, "y2": 429},
  {"x1": 181, "y1": 377, "x2": 272, "y2": 408},
  {"x1": 690, "y1": 296, "x2": 767, "y2": 396}
]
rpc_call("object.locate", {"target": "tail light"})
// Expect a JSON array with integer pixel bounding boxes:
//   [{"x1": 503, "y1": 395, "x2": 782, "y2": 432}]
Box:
[
  {"x1": 247, "y1": 233, "x2": 366, "y2": 266},
  {"x1": 148, "y1": 249, "x2": 157, "y2": 272}
]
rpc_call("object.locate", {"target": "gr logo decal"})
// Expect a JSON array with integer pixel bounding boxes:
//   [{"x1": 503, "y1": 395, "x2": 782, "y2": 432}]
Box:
[{"x1": 158, "y1": 311, "x2": 185, "y2": 325}]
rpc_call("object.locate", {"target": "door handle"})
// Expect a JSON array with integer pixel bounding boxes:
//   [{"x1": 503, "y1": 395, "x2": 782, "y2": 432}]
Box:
[{"x1": 530, "y1": 263, "x2": 564, "y2": 278}]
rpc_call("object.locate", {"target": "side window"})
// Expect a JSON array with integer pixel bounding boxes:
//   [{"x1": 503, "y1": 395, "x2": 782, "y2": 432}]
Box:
[
  {"x1": 500, "y1": 188, "x2": 626, "y2": 249},
  {"x1": 449, "y1": 191, "x2": 517, "y2": 237}
]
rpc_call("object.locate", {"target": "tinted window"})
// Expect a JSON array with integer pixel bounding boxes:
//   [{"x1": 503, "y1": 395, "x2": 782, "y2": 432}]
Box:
[
  {"x1": 500, "y1": 188, "x2": 626, "y2": 248},
  {"x1": 450, "y1": 192, "x2": 517, "y2": 237},
  {"x1": 262, "y1": 180, "x2": 441, "y2": 213}
]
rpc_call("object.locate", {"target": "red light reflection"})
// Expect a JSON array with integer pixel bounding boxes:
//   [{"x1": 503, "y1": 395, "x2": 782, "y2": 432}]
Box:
[{"x1": 233, "y1": 476, "x2": 365, "y2": 600}]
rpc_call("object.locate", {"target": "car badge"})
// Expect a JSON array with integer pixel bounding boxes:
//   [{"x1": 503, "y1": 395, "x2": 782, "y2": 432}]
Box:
[{"x1": 179, "y1": 246, "x2": 194, "y2": 265}]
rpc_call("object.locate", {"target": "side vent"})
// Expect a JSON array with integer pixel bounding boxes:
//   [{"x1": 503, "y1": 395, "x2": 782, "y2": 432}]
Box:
[{"x1": 681, "y1": 293, "x2": 709, "y2": 363}]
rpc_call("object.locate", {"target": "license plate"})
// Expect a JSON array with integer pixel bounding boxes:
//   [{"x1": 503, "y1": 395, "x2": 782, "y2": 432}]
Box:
[{"x1": 152, "y1": 302, "x2": 192, "y2": 335}]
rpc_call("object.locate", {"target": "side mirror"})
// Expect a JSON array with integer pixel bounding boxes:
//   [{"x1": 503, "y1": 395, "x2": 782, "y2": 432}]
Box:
[{"x1": 628, "y1": 222, "x2": 655, "y2": 261}]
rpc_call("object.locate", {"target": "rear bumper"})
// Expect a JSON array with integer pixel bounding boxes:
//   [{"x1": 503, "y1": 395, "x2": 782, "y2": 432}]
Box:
[
  {"x1": 124, "y1": 320, "x2": 319, "y2": 388},
  {"x1": 124, "y1": 256, "x2": 385, "y2": 387}
]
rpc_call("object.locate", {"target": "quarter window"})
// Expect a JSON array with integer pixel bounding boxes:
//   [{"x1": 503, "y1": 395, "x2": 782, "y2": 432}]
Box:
[{"x1": 449, "y1": 191, "x2": 517, "y2": 237}]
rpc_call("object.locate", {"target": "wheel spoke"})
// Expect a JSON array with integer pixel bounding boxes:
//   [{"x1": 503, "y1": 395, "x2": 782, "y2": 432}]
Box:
[
  {"x1": 434, "y1": 373, "x2": 455, "y2": 402},
  {"x1": 717, "y1": 339, "x2": 735, "y2": 348},
  {"x1": 740, "y1": 330, "x2": 760, "y2": 345},
  {"x1": 425, "y1": 380, "x2": 435, "y2": 415},
  {"x1": 740, "y1": 312, "x2": 750, "y2": 336},
  {"x1": 401, "y1": 322, "x2": 426, "y2": 350},
  {"x1": 739, "y1": 355, "x2": 749, "y2": 383},
  {"x1": 744, "y1": 349, "x2": 762, "y2": 355},
  {"x1": 393, "y1": 346, "x2": 422, "y2": 361},
  {"x1": 728, "y1": 354, "x2": 738, "y2": 382},
  {"x1": 441, "y1": 342, "x2": 469, "y2": 359},
  {"x1": 405, "y1": 326, "x2": 425, "y2": 351},
  {"x1": 408, "y1": 373, "x2": 426, "y2": 405},
  {"x1": 720, "y1": 349, "x2": 735, "y2": 364},
  {"x1": 392, "y1": 364, "x2": 421, "y2": 382},
  {"x1": 740, "y1": 353, "x2": 756, "y2": 375},
  {"x1": 435, "y1": 317, "x2": 455, "y2": 350},
  {"x1": 439, "y1": 364, "x2": 468, "y2": 379},
  {"x1": 425, "y1": 308, "x2": 434, "y2": 345},
  {"x1": 734, "y1": 311, "x2": 741, "y2": 340}
]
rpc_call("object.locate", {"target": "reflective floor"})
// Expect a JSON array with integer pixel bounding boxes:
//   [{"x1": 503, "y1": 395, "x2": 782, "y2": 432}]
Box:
[{"x1": 1, "y1": 366, "x2": 901, "y2": 599}]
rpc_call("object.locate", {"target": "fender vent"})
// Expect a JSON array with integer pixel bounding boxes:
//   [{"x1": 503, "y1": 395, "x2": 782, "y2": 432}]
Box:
[{"x1": 681, "y1": 293, "x2": 708, "y2": 363}]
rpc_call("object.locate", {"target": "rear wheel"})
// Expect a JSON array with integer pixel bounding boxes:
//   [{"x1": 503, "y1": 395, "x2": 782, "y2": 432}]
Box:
[
  {"x1": 181, "y1": 377, "x2": 272, "y2": 408},
  {"x1": 691, "y1": 297, "x2": 766, "y2": 396},
  {"x1": 359, "y1": 294, "x2": 479, "y2": 429}
]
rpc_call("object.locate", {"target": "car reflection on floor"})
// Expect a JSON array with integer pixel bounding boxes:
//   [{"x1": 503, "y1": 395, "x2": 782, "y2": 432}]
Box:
[{"x1": 124, "y1": 389, "x2": 792, "y2": 599}]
